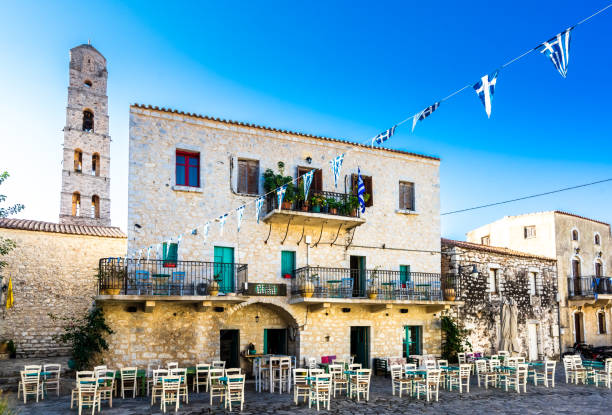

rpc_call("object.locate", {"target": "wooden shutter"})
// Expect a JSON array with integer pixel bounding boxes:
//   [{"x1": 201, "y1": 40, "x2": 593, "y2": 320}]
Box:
[
  {"x1": 399, "y1": 182, "x2": 414, "y2": 210},
  {"x1": 238, "y1": 159, "x2": 259, "y2": 194},
  {"x1": 237, "y1": 159, "x2": 248, "y2": 194},
  {"x1": 298, "y1": 167, "x2": 321, "y2": 195}
]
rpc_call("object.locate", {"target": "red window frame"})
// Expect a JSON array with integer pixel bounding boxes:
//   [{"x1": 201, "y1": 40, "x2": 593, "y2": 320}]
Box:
[{"x1": 176, "y1": 150, "x2": 200, "y2": 187}]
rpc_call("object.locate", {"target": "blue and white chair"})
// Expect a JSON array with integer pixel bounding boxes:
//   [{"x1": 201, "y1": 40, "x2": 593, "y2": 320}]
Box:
[
  {"x1": 171, "y1": 271, "x2": 186, "y2": 295},
  {"x1": 135, "y1": 270, "x2": 152, "y2": 295}
]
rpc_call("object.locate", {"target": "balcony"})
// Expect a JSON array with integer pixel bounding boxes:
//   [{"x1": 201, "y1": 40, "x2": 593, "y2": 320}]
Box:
[
  {"x1": 262, "y1": 191, "x2": 365, "y2": 230},
  {"x1": 567, "y1": 276, "x2": 612, "y2": 306},
  {"x1": 290, "y1": 266, "x2": 461, "y2": 312}
]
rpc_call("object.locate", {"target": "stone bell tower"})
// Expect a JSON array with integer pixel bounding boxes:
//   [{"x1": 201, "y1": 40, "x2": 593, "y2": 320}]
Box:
[{"x1": 59, "y1": 43, "x2": 111, "y2": 226}]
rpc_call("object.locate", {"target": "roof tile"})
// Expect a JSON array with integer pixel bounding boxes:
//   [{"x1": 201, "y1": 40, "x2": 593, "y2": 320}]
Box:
[{"x1": 0, "y1": 218, "x2": 126, "y2": 238}]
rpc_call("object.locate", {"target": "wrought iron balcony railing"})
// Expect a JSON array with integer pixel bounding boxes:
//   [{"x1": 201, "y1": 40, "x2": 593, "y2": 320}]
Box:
[
  {"x1": 266, "y1": 190, "x2": 360, "y2": 218},
  {"x1": 567, "y1": 275, "x2": 612, "y2": 298},
  {"x1": 98, "y1": 258, "x2": 248, "y2": 296},
  {"x1": 292, "y1": 266, "x2": 459, "y2": 301}
]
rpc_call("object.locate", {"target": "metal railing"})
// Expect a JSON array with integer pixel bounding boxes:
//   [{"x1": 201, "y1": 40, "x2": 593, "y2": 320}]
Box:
[
  {"x1": 292, "y1": 266, "x2": 458, "y2": 300},
  {"x1": 98, "y1": 258, "x2": 248, "y2": 296},
  {"x1": 567, "y1": 275, "x2": 612, "y2": 297},
  {"x1": 266, "y1": 190, "x2": 360, "y2": 218}
]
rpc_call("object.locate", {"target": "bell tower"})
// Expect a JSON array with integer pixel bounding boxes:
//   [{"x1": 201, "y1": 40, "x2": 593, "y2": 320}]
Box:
[{"x1": 59, "y1": 43, "x2": 111, "y2": 226}]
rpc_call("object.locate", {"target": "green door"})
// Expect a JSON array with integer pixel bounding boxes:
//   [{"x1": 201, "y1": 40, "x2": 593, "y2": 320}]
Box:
[
  {"x1": 400, "y1": 265, "x2": 411, "y2": 284},
  {"x1": 214, "y1": 246, "x2": 235, "y2": 293},
  {"x1": 404, "y1": 326, "x2": 421, "y2": 358},
  {"x1": 281, "y1": 251, "x2": 296, "y2": 278}
]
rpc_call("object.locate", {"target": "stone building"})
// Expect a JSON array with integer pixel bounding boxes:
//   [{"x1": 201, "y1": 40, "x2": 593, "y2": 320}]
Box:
[
  {"x1": 95, "y1": 104, "x2": 460, "y2": 370},
  {"x1": 441, "y1": 238, "x2": 560, "y2": 359},
  {"x1": 467, "y1": 211, "x2": 612, "y2": 350},
  {"x1": 59, "y1": 43, "x2": 111, "y2": 226}
]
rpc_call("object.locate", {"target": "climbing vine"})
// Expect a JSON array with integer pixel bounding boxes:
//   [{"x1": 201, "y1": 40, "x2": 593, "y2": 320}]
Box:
[{"x1": 441, "y1": 312, "x2": 471, "y2": 362}]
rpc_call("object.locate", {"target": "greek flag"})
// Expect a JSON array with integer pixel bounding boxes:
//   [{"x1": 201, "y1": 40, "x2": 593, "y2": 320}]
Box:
[
  {"x1": 177, "y1": 234, "x2": 183, "y2": 245},
  {"x1": 539, "y1": 28, "x2": 571, "y2": 78},
  {"x1": 330, "y1": 154, "x2": 344, "y2": 188},
  {"x1": 276, "y1": 184, "x2": 287, "y2": 209},
  {"x1": 357, "y1": 167, "x2": 366, "y2": 214},
  {"x1": 191, "y1": 228, "x2": 197, "y2": 235},
  {"x1": 412, "y1": 102, "x2": 440, "y2": 132},
  {"x1": 473, "y1": 70, "x2": 499, "y2": 118},
  {"x1": 218, "y1": 214, "x2": 228, "y2": 236},
  {"x1": 303, "y1": 170, "x2": 314, "y2": 198},
  {"x1": 202, "y1": 221, "x2": 210, "y2": 240},
  {"x1": 147, "y1": 246, "x2": 152, "y2": 260},
  {"x1": 255, "y1": 197, "x2": 265, "y2": 223},
  {"x1": 371, "y1": 126, "x2": 396, "y2": 146},
  {"x1": 236, "y1": 205, "x2": 245, "y2": 232},
  {"x1": 156, "y1": 243, "x2": 163, "y2": 259}
]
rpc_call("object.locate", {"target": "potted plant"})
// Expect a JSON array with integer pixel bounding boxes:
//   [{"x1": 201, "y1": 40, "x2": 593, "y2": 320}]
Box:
[
  {"x1": 367, "y1": 267, "x2": 380, "y2": 299},
  {"x1": 99, "y1": 267, "x2": 125, "y2": 295},
  {"x1": 300, "y1": 273, "x2": 317, "y2": 298},
  {"x1": 347, "y1": 194, "x2": 370, "y2": 216},
  {"x1": 327, "y1": 198, "x2": 340, "y2": 215},
  {"x1": 209, "y1": 274, "x2": 221, "y2": 296},
  {"x1": 310, "y1": 194, "x2": 325, "y2": 213},
  {"x1": 263, "y1": 162, "x2": 295, "y2": 210},
  {"x1": 443, "y1": 275, "x2": 456, "y2": 301},
  {"x1": 297, "y1": 187, "x2": 309, "y2": 211}
]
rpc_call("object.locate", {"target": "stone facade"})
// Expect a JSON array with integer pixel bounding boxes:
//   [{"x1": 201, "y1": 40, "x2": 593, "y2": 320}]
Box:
[
  {"x1": 96, "y1": 104, "x2": 450, "y2": 368},
  {"x1": 467, "y1": 211, "x2": 612, "y2": 350},
  {"x1": 442, "y1": 239, "x2": 560, "y2": 359},
  {"x1": 0, "y1": 223, "x2": 126, "y2": 357},
  {"x1": 59, "y1": 44, "x2": 111, "y2": 226}
]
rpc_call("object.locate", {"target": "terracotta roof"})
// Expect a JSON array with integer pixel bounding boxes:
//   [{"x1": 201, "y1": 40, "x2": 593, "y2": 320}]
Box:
[
  {"x1": 0, "y1": 218, "x2": 126, "y2": 238},
  {"x1": 441, "y1": 238, "x2": 556, "y2": 261},
  {"x1": 554, "y1": 211, "x2": 610, "y2": 227},
  {"x1": 131, "y1": 104, "x2": 440, "y2": 162}
]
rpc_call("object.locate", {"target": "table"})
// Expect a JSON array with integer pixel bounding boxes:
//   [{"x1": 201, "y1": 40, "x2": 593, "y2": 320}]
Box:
[
  {"x1": 583, "y1": 360, "x2": 604, "y2": 369},
  {"x1": 440, "y1": 366, "x2": 459, "y2": 371}
]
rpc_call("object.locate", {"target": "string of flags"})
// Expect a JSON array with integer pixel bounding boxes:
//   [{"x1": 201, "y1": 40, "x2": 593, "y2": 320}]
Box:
[{"x1": 128, "y1": 4, "x2": 610, "y2": 259}]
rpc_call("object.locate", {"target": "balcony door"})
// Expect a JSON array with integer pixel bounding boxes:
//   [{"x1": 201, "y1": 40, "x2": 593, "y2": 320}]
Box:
[
  {"x1": 214, "y1": 246, "x2": 235, "y2": 293},
  {"x1": 572, "y1": 259, "x2": 581, "y2": 295},
  {"x1": 350, "y1": 256, "x2": 366, "y2": 297}
]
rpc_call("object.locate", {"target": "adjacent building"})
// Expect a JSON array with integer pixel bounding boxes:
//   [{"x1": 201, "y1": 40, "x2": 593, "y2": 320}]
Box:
[
  {"x1": 94, "y1": 104, "x2": 460, "y2": 370},
  {"x1": 467, "y1": 211, "x2": 612, "y2": 350}
]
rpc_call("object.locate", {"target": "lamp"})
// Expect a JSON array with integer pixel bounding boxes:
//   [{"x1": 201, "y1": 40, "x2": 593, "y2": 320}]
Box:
[
  {"x1": 305, "y1": 156, "x2": 312, "y2": 164},
  {"x1": 255, "y1": 314, "x2": 259, "y2": 323},
  {"x1": 459, "y1": 264, "x2": 479, "y2": 278}
]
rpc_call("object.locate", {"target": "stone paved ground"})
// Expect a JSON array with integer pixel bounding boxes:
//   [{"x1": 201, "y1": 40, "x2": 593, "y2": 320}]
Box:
[{"x1": 4, "y1": 370, "x2": 611, "y2": 414}]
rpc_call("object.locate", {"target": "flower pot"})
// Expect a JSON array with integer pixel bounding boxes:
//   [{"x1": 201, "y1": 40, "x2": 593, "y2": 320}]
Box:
[
  {"x1": 443, "y1": 288, "x2": 456, "y2": 301},
  {"x1": 368, "y1": 292, "x2": 378, "y2": 300},
  {"x1": 301, "y1": 280, "x2": 315, "y2": 298},
  {"x1": 312, "y1": 205, "x2": 321, "y2": 213},
  {"x1": 209, "y1": 281, "x2": 220, "y2": 296},
  {"x1": 301, "y1": 205, "x2": 309, "y2": 212},
  {"x1": 105, "y1": 288, "x2": 121, "y2": 295},
  {"x1": 0, "y1": 342, "x2": 8, "y2": 354},
  {"x1": 329, "y1": 208, "x2": 338, "y2": 215},
  {"x1": 282, "y1": 201, "x2": 293, "y2": 210}
]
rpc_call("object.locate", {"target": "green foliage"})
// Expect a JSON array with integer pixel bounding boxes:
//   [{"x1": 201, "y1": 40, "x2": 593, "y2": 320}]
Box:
[
  {"x1": 441, "y1": 313, "x2": 471, "y2": 362},
  {"x1": 0, "y1": 172, "x2": 23, "y2": 271},
  {"x1": 262, "y1": 162, "x2": 296, "y2": 203},
  {"x1": 50, "y1": 305, "x2": 113, "y2": 371},
  {"x1": 0, "y1": 390, "x2": 17, "y2": 415},
  {"x1": 7, "y1": 340, "x2": 16, "y2": 359}
]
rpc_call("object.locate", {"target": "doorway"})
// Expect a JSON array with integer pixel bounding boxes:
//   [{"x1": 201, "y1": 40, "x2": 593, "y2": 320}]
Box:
[
  {"x1": 574, "y1": 312, "x2": 584, "y2": 344},
  {"x1": 220, "y1": 330, "x2": 240, "y2": 368},
  {"x1": 572, "y1": 259, "x2": 581, "y2": 295},
  {"x1": 527, "y1": 323, "x2": 539, "y2": 361},
  {"x1": 264, "y1": 329, "x2": 287, "y2": 355},
  {"x1": 350, "y1": 256, "x2": 366, "y2": 297},
  {"x1": 350, "y1": 326, "x2": 370, "y2": 368},
  {"x1": 214, "y1": 246, "x2": 235, "y2": 293},
  {"x1": 403, "y1": 326, "x2": 421, "y2": 358}
]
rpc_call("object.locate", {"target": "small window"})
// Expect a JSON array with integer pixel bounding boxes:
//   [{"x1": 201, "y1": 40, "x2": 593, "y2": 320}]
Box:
[
  {"x1": 176, "y1": 150, "x2": 200, "y2": 187},
  {"x1": 524, "y1": 226, "x2": 536, "y2": 239},
  {"x1": 481, "y1": 235, "x2": 490, "y2": 246},
  {"x1": 488, "y1": 269, "x2": 498, "y2": 293},
  {"x1": 84, "y1": 79, "x2": 92, "y2": 88},
  {"x1": 72, "y1": 192, "x2": 81, "y2": 216},
  {"x1": 351, "y1": 173, "x2": 373, "y2": 207},
  {"x1": 399, "y1": 181, "x2": 415, "y2": 211},
  {"x1": 594, "y1": 234, "x2": 601, "y2": 245},
  {"x1": 237, "y1": 159, "x2": 260, "y2": 195},
  {"x1": 598, "y1": 312, "x2": 607, "y2": 334},
  {"x1": 91, "y1": 153, "x2": 100, "y2": 176},
  {"x1": 281, "y1": 251, "x2": 296, "y2": 278},
  {"x1": 528, "y1": 272, "x2": 537, "y2": 296},
  {"x1": 572, "y1": 229, "x2": 579, "y2": 241},
  {"x1": 74, "y1": 149, "x2": 82, "y2": 172},
  {"x1": 82, "y1": 109, "x2": 94, "y2": 132},
  {"x1": 91, "y1": 195, "x2": 100, "y2": 218}
]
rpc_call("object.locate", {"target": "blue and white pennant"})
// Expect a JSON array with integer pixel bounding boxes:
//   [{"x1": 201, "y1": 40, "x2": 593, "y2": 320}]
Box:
[
  {"x1": 539, "y1": 28, "x2": 571, "y2": 78},
  {"x1": 330, "y1": 154, "x2": 344, "y2": 188},
  {"x1": 276, "y1": 184, "x2": 288, "y2": 209},
  {"x1": 236, "y1": 205, "x2": 245, "y2": 232},
  {"x1": 255, "y1": 197, "x2": 265, "y2": 223},
  {"x1": 473, "y1": 70, "x2": 499, "y2": 118},
  {"x1": 371, "y1": 126, "x2": 396, "y2": 146},
  {"x1": 218, "y1": 214, "x2": 228, "y2": 236},
  {"x1": 303, "y1": 170, "x2": 314, "y2": 198}
]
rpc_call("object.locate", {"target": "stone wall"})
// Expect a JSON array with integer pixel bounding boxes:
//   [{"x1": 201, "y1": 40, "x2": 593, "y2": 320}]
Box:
[
  {"x1": 442, "y1": 241, "x2": 560, "y2": 359},
  {"x1": 0, "y1": 228, "x2": 126, "y2": 357}
]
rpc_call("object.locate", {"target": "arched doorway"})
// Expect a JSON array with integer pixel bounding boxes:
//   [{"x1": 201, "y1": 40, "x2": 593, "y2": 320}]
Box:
[{"x1": 574, "y1": 311, "x2": 584, "y2": 344}]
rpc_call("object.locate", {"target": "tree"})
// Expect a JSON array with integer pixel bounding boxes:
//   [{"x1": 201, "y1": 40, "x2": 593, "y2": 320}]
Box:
[
  {"x1": 441, "y1": 312, "x2": 472, "y2": 362},
  {"x1": 0, "y1": 171, "x2": 24, "y2": 270}
]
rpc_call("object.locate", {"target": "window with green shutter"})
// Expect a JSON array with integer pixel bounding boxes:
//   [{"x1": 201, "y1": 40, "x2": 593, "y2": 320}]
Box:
[
  {"x1": 163, "y1": 242, "x2": 178, "y2": 268},
  {"x1": 281, "y1": 251, "x2": 296, "y2": 278},
  {"x1": 400, "y1": 265, "x2": 411, "y2": 284}
]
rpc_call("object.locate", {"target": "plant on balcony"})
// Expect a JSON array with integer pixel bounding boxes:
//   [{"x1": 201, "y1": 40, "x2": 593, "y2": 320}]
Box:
[
  {"x1": 367, "y1": 267, "x2": 380, "y2": 299},
  {"x1": 310, "y1": 194, "x2": 326, "y2": 213},
  {"x1": 209, "y1": 274, "x2": 222, "y2": 296},
  {"x1": 99, "y1": 266, "x2": 125, "y2": 295},
  {"x1": 300, "y1": 273, "x2": 317, "y2": 298},
  {"x1": 441, "y1": 312, "x2": 472, "y2": 363},
  {"x1": 327, "y1": 198, "x2": 340, "y2": 215},
  {"x1": 347, "y1": 194, "x2": 370, "y2": 216},
  {"x1": 296, "y1": 186, "x2": 309, "y2": 211},
  {"x1": 263, "y1": 162, "x2": 295, "y2": 209}
]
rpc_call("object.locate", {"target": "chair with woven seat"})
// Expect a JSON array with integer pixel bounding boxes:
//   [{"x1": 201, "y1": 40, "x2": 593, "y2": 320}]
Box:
[
  {"x1": 476, "y1": 359, "x2": 496, "y2": 389},
  {"x1": 97, "y1": 371, "x2": 115, "y2": 409},
  {"x1": 309, "y1": 374, "x2": 332, "y2": 411},
  {"x1": 349, "y1": 368, "x2": 371, "y2": 402},
  {"x1": 70, "y1": 371, "x2": 95, "y2": 409},
  {"x1": 225, "y1": 374, "x2": 245, "y2": 411},
  {"x1": 209, "y1": 368, "x2": 225, "y2": 405},
  {"x1": 448, "y1": 364, "x2": 471, "y2": 393},
  {"x1": 43, "y1": 364, "x2": 62, "y2": 397},
  {"x1": 161, "y1": 375, "x2": 181, "y2": 413},
  {"x1": 120, "y1": 367, "x2": 138, "y2": 398},
  {"x1": 390, "y1": 364, "x2": 411, "y2": 397},
  {"x1": 534, "y1": 360, "x2": 556, "y2": 387},
  {"x1": 415, "y1": 369, "x2": 440, "y2": 402},
  {"x1": 348, "y1": 363, "x2": 362, "y2": 372},
  {"x1": 167, "y1": 362, "x2": 179, "y2": 370},
  {"x1": 327, "y1": 364, "x2": 347, "y2": 397},
  {"x1": 169, "y1": 368, "x2": 188, "y2": 404},
  {"x1": 424, "y1": 360, "x2": 436, "y2": 371},
  {"x1": 18, "y1": 369, "x2": 42, "y2": 404},
  {"x1": 293, "y1": 368, "x2": 310, "y2": 404},
  {"x1": 503, "y1": 363, "x2": 528, "y2": 393},
  {"x1": 194, "y1": 363, "x2": 210, "y2": 392},
  {"x1": 212, "y1": 360, "x2": 226, "y2": 370},
  {"x1": 77, "y1": 378, "x2": 99, "y2": 415},
  {"x1": 150, "y1": 369, "x2": 169, "y2": 406},
  {"x1": 595, "y1": 358, "x2": 612, "y2": 388}
]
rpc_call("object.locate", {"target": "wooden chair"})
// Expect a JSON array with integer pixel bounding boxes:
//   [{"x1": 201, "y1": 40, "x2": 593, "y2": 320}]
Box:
[
  {"x1": 146, "y1": 363, "x2": 159, "y2": 396},
  {"x1": 225, "y1": 368, "x2": 242, "y2": 376},
  {"x1": 160, "y1": 375, "x2": 181, "y2": 413},
  {"x1": 120, "y1": 367, "x2": 138, "y2": 398},
  {"x1": 171, "y1": 271, "x2": 186, "y2": 295},
  {"x1": 309, "y1": 368, "x2": 324, "y2": 377},
  {"x1": 70, "y1": 371, "x2": 95, "y2": 409},
  {"x1": 390, "y1": 364, "x2": 411, "y2": 397},
  {"x1": 135, "y1": 270, "x2": 152, "y2": 295},
  {"x1": 212, "y1": 360, "x2": 226, "y2": 370},
  {"x1": 225, "y1": 374, "x2": 245, "y2": 412},
  {"x1": 18, "y1": 370, "x2": 42, "y2": 403},
  {"x1": 169, "y1": 368, "x2": 188, "y2": 403},
  {"x1": 507, "y1": 357, "x2": 519, "y2": 369},
  {"x1": 279, "y1": 356, "x2": 292, "y2": 393},
  {"x1": 97, "y1": 371, "x2": 115, "y2": 409},
  {"x1": 436, "y1": 359, "x2": 449, "y2": 369},
  {"x1": 448, "y1": 364, "x2": 471, "y2": 393},
  {"x1": 563, "y1": 356, "x2": 575, "y2": 383},
  {"x1": 457, "y1": 353, "x2": 467, "y2": 364},
  {"x1": 415, "y1": 369, "x2": 440, "y2": 402},
  {"x1": 348, "y1": 363, "x2": 362, "y2": 371},
  {"x1": 498, "y1": 351, "x2": 509, "y2": 359},
  {"x1": 349, "y1": 368, "x2": 371, "y2": 402},
  {"x1": 476, "y1": 359, "x2": 496, "y2": 389},
  {"x1": 424, "y1": 360, "x2": 436, "y2": 370},
  {"x1": 209, "y1": 368, "x2": 225, "y2": 405},
  {"x1": 166, "y1": 362, "x2": 179, "y2": 370},
  {"x1": 24, "y1": 364, "x2": 42, "y2": 371},
  {"x1": 309, "y1": 374, "x2": 332, "y2": 411},
  {"x1": 194, "y1": 364, "x2": 210, "y2": 392},
  {"x1": 43, "y1": 364, "x2": 61, "y2": 397},
  {"x1": 150, "y1": 369, "x2": 169, "y2": 406},
  {"x1": 77, "y1": 379, "x2": 98, "y2": 415},
  {"x1": 503, "y1": 363, "x2": 528, "y2": 393},
  {"x1": 293, "y1": 368, "x2": 310, "y2": 404},
  {"x1": 329, "y1": 364, "x2": 348, "y2": 397},
  {"x1": 534, "y1": 360, "x2": 556, "y2": 387},
  {"x1": 307, "y1": 357, "x2": 317, "y2": 370},
  {"x1": 595, "y1": 359, "x2": 612, "y2": 388}
]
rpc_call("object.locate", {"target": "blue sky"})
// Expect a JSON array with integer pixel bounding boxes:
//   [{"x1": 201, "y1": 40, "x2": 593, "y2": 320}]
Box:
[{"x1": 1, "y1": 1, "x2": 611, "y2": 239}]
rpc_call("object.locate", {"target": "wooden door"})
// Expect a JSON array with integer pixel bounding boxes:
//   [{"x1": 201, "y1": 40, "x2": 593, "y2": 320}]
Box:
[
  {"x1": 572, "y1": 260, "x2": 581, "y2": 295},
  {"x1": 527, "y1": 324, "x2": 539, "y2": 361},
  {"x1": 574, "y1": 313, "x2": 584, "y2": 344}
]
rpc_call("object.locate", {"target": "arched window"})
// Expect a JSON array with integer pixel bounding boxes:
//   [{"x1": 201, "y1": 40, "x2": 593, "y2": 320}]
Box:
[
  {"x1": 91, "y1": 153, "x2": 100, "y2": 176},
  {"x1": 72, "y1": 192, "x2": 81, "y2": 216},
  {"x1": 597, "y1": 311, "x2": 607, "y2": 334},
  {"x1": 571, "y1": 229, "x2": 579, "y2": 241},
  {"x1": 82, "y1": 109, "x2": 94, "y2": 132},
  {"x1": 74, "y1": 149, "x2": 82, "y2": 172},
  {"x1": 91, "y1": 195, "x2": 100, "y2": 218},
  {"x1": 84, "y1": 79, "x2": 92, "y2": 88},
  {"x1": 595, "y1": 233, "x2": 601, "y2": 245}
]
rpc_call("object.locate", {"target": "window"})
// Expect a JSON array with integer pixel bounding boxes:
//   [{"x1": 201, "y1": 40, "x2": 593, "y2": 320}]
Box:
[
  {"x1": 399, "y1": 181, "x2": 415, "y2": 211},
  {"x1": 595, "y1": 262, "x2": 603, "y2": 278},
  {"x1": 91, "y1": 153, "x2": 100, "y2": 176},
  {"x1": 595, "y1": 233, "x2": 601, "y2": 245},
  {"x1": 82, "y1": 109, "x2": 94, "y2": 132},
  {"x1": 281, "y1": 251, "x2": 296, "y2": 278},
  {"x1": 481, "y1": 235, "x2": 490, "y2": 246},
  {"x1": 74, "y1": 149, "x2": 82, "y2": 172},
  {"x1": 91, "y1": 195, "x2": 100, "y2": 218},
  {"x1": 488, "y1": 269, "x2": 498, "y2": 293},
  {"x1": 351, "y1": 173, "x2": 373, "y2": 207},
  {"x1": 524, "y1": 226, "x2": 536, "y2": 239},
  {"x1": 84, "y1": 79, "x2": 92, "y2": 88},
  {"x1": 162, "y1": 242, "x2": 178, "y2": 267},
  {"x1": 176, "y1": 150, "x2": 200, "y2": 187},
  {"x1": 400, "y1": 265, "x2": 411, "y2": 284},
  {"x1": 71, "y1": 192, "x2": 81, "y2": 216},
  {"x1": 528, "y1": 272, "x2": 537, "y2": 296},
  {"x1": 237, "y1": 159, "x2": 259, "y2": 195},
  {"x1": 299, "y1": 166, "x2": 323, "y2": 195},
  {"x1": 572, "y1": 229, "x2": 579, "y2": 241},
  {"x1": 598, "y1": 311, "x2": 607, "y2": 334}
]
